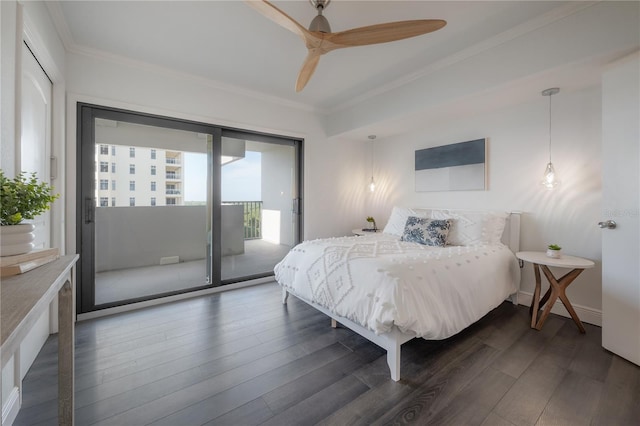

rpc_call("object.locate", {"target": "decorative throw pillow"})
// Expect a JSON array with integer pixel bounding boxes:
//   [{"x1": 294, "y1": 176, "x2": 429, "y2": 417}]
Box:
[{"x1": 400, "y1": 216, "x2": 452, "y2": 247}]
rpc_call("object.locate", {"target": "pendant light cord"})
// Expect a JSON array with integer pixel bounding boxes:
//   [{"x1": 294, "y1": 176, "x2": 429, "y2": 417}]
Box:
[{"x1": 548, "y1": 93, "x2": 552, "y2": 163}]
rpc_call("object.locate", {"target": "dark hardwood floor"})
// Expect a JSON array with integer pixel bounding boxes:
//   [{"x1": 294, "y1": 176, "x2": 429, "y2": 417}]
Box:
[{"x1": 14, "y1": 282, "x2": 640, "y2": 425}]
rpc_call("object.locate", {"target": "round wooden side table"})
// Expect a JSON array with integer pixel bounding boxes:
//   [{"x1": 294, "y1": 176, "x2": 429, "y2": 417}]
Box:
[{"x1": 516, "y1": 251, "x2": 595, "y2": 333}]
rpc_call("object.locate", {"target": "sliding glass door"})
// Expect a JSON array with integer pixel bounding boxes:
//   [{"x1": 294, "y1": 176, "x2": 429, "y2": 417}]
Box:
[
  {"x1": 220, "y1": 132, "x2": 300, "y2": 282},
  {"x1": 77, "y1": 104, "x2": 301, "y2": 314}
]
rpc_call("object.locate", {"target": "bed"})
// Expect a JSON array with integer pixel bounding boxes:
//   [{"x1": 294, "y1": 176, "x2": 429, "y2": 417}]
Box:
[{"x1": 274, "y1": 208, "x2": 521, "y2": 381}]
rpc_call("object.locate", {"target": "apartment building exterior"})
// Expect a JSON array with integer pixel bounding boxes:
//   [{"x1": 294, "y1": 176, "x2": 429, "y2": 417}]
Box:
[{"x1": 95, "y1": 144, "x2": 183, "y2": 207}]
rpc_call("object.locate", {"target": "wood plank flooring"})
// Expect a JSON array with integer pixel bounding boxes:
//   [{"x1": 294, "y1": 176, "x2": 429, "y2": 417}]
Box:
[{"x1": 14, "y1": 282, "x2": 640, "y2": 425}]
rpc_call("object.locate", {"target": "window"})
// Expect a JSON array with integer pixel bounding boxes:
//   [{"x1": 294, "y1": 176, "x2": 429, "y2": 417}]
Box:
[
  {"x1": 111, "y1": 145, "x2": 116, "y2": 156},
  {"x1": 99, "y1": 179, "x2": 108, "y2": 190},
  {"x1": 151, "y1": 149, "x2": 156, "y2": 160},
  {"x1": 166, "y1": 198, "x2": 176, "y2": 205},
  {"x1": 151, "y1": 197, "x2": 156, "y2": 206},
  {"x1": 129, "y1": 164, "x2": 135, "y2": 174},
  {"x1": 151, "y1": 165, "x2": 156, "y2": 176},
  {"x1": 100, "y1": 161, "x2": 108, "y2": 173},
  {"x1": 151, "y1": 181, "x2": 156, "y2": 191},
  {"x1": 111, "y1": 163, "x2": 116, "y2": 173},
  {"x1": 100, "y1": 145, "x2": 109, "y2": 155},
  {"x1": 130, "y1": 147, "x2": 135, "y2": 158},
  {"x1": 111, "y1": 180, "x2": 116, "y2": 190},
  {"x1": 111, "y1": 197, "x2": 116, "y2": 207},
  {"x1": 129, "y1": 181, "x2": 136, "y2": 191},
  {"x1": 129, "y1": 197, "x2": 135, "y2": 207},
  {"x1": 99, "y1": 197, "x2": 108, "y2": 207}
]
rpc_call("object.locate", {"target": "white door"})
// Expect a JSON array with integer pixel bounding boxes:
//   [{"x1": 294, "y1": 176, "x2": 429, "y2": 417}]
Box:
[
  {"x1": 601, "y1": 51, "x2": 640, "y2": 366},
  {"x1": 20, "y1": 43, "x2": 52, "y2": 249}
]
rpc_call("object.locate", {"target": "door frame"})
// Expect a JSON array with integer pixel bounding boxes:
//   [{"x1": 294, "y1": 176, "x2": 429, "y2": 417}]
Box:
[{"x1": 76, "y1": 103, "x2": 303, "y2": 314}]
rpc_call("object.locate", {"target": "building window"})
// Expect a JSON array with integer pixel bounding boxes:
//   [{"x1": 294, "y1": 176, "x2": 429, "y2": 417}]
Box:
[
  {"x1": 100, "y1": 145, "x2": 109, "y2": 155},
  {"x1": 111, "y1": 145, "x2": 116, "y2": 156},
  {"x1": 111, "y1": 197, "x2": 116, "y2": 207},
  {"x1": 130, "y1": 147, "x2": 135, "y2": 158},
  {"x1": 151, "y1": 165, "x2": 156, "y2": 176},
  {"x1": 129, "y1": 164, "x2": 135, "y2": 174},
  {"x1": 111, "y1": 180, "x2": 116, "y2": 190},
  {"x1": 151, "y1": 149, "x2": 156, "y2": 160},
  {"x1": 99, "y1": 179, "x2": 108, "y2": 190},
  {"x1": 151, "y1": 197, "x2": 156, "y2": 206},
  {"x1": 100, "y1": 197, "x2": 108, "y2": 207},
  {"x1": 129, "y1": 181, "x2": 135, "y2": 191},
  {"x1": 100, "y1": 161, "x2": 108, "y2": 172},
  {"x1": 166, "y1": 198, "x2": 176, "y2": 205},
  {"x1": 129, "y1": 197, "x2": 135, "y2": 207},
  {"x1": 151, "y1": 181, "x2": 156, "y2": 191},
  {"x1": 111, "y1": 163, "x2": 116, "y2": 173}
]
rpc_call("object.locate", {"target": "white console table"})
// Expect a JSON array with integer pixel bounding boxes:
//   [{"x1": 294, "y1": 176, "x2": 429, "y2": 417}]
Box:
[{"x1": 1, "y1": 254, "x2": 79, "y2": 425}]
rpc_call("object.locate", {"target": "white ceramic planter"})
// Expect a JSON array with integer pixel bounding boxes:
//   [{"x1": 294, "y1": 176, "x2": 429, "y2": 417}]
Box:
[
  {"x1": 0, "y1": 223, "x2": 36, "y2": 256},
  {"x1": 546, "y1": 248, "x2": 562, "y2": 259}
]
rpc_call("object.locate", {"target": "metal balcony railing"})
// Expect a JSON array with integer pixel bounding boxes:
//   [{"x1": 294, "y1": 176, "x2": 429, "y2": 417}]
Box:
[
  {"x1": 166, "y1": 173, "x2": 181, "y2": 179},
  {"x1": 166, "y1": 158, "x2": 181, "y2": 165},
  {"x1": 166, "y1": 189, "x2": 181, "y2": 195},
  {"x1": 224, "y1": 201, "x2": 262, "y2": 240}
]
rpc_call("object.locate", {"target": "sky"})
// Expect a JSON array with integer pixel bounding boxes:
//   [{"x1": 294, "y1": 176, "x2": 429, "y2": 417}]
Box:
[{"x1": 184, "y1": 151, "x2": 262, "y2": 202}]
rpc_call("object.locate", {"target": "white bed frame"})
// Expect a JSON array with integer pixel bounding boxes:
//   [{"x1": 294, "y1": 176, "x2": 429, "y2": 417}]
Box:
[{"x1": 282, "y1": 212, "x2": 521, "y2": 381}]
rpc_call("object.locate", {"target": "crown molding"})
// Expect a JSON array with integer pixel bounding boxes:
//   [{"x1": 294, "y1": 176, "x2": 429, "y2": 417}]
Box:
[
  {"x1": 329, "y1": 1, "x2": 598, "y2": 114},
  {"x1": 45, "y1": 1, "x2": 75, "y2": 52},
  {"x1": 44, "y1": 1, "x2": 324, "y2": 115}
]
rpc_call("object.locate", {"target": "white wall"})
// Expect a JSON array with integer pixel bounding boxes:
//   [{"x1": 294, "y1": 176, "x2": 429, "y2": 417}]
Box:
[
  {"x1": 368, "y1": 86, "x2": 603, "y2": 316},
  {"x1": 1, "y1": 2, "x2": 67, "y2": 423}
]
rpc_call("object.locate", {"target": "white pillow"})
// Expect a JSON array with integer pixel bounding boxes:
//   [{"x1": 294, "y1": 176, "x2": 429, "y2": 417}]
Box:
[
  {"x1": 382, "y1": 206, "x2": 431, "y2": 236},
  {"x1": 431, "y1": 210, "x2": 508, "y2": 246}
]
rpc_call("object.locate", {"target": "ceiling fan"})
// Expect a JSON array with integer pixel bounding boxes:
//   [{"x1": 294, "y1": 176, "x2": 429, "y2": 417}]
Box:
[{"x1": 246, "y1": 0, "x2": 447, "y2": 92}]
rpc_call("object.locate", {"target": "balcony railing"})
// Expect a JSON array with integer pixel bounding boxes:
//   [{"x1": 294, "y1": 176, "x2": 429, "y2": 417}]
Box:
[
  {"x1": 166, "y1": 173, "x2": 181, "y2": 179},
  {"x1": 166, "y1": 158, "x2": 181, "y2": 165},
  {"x1": 166, "y1": 189, "x2": 181, "y2": 195},
  {"x1": 224, "y1": 201, "x2": 262, "y2": 240}
]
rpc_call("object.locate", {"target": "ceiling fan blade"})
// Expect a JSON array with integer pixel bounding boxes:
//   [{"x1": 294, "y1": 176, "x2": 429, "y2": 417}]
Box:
[
  {"x1": 326, "y1": 20, "x2": 446, "y2": 50},
  {"x1": 296, "y1": 51, "x2": 321, "y2": 92},
  {"x1": 245, "y1": 0, "x2": 308, "y2": 40}
]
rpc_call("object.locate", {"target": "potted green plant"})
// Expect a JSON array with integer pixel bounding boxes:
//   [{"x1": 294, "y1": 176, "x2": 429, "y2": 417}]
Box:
[
  {"x1": 366, "y1": 216, "x2": 377, "y2": 231},
  {"x1": 0, "y1": 170, "x2": 59, "y2": 256},
  {"x1": 546, "y1": 244, "x2": 562, "y2": 259}
]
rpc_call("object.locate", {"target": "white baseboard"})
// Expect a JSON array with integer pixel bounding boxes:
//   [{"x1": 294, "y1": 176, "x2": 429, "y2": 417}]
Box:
[
  {"x1": 2, "y1": 386, "x2": 20, "y2": 426},
  {"x1": 518, "y1": 291, "x2": 602, "y2": 327}
]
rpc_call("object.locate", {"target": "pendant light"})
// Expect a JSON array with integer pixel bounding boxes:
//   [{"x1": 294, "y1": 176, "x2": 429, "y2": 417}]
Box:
[
  {"x1": 541, "y1": 87, "x2": 560, "y2": 189},
  {"x1": 368, "y1": 135, "x2": 376, "y2": 192}
]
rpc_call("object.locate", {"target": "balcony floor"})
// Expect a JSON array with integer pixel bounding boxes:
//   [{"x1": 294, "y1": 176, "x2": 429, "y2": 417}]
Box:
[{"x1": 95, "y1": 239, "x2": 292, "y2": 306}]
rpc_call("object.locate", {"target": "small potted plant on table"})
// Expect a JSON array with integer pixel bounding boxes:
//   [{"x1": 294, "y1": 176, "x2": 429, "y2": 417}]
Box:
[
  {"x1": 366, "y1": 216, "x2": 377, "y2": 231},
  {"x1": 546, "y1": 244, "x2": 562, "y2": 259},
  {"x1": 0, "y1": 170, "x2": 59, "y2": 256}
]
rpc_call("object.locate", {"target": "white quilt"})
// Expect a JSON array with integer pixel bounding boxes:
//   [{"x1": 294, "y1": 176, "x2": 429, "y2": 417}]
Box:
[{"x1": 274, "y1": 233, "x2": 520, "y2": 339}]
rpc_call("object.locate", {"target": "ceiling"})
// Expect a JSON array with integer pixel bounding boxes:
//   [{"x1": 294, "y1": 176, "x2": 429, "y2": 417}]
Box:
[{"x1": 50, "y1": 1, "x2": 576, "y2": 113}]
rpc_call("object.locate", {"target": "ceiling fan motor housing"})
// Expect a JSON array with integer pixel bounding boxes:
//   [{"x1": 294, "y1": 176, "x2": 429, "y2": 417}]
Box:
[
  {"x1": 309, "y1": 0, "x2": 331, "y2": 33},
  {"x1": 309, "y1": 15, "x2": 331, "y2": 33}
]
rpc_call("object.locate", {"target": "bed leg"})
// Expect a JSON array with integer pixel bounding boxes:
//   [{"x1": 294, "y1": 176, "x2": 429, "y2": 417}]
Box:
[
  {"x1": 282, "y1": 288, "x2": 289, "y2": 305},
  {"x1": 331, "y1": 318, "x2": 337, "y2": 328},
  {"x1": 387, "y1": 342, "x2": 402, "y2": 382}
]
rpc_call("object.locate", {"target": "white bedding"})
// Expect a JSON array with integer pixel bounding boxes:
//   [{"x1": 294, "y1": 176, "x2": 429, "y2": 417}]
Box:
[{"x1": 274, "y1": 233, "x2": 520, "y2": 340}]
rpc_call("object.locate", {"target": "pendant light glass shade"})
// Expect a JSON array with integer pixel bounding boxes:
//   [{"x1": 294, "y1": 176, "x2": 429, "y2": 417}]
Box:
[
  {"x1": 541, "y1": 88, "x2": 560, "y2": 190},
  {"x1": 369, "y1": 177, "x2": 376, "y2": 192},
  {"x1": 542, "y1": 162, "x2": 559, "y2": 189}
]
